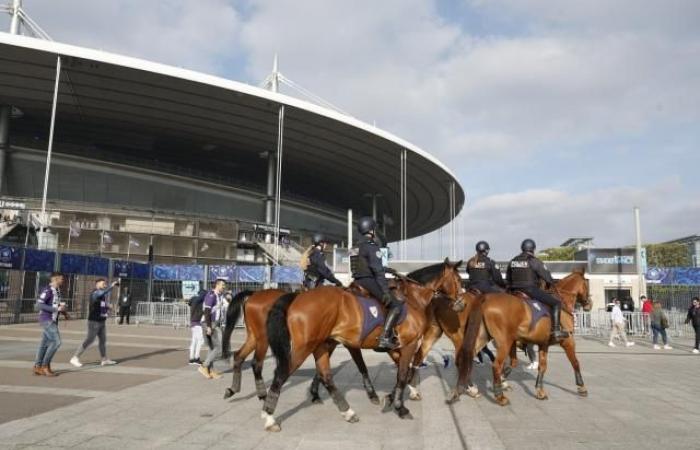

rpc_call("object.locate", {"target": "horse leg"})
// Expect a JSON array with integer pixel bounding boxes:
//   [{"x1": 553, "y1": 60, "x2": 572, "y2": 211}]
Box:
[
  {"x1": 492, "y1": 337, "x2": 511, "y2": 406},
  {"x1": 314, "y1": 342, "x2": 359, "y2": 423},
  {"x1": 224, "y1": 336, "x2": 256, "y2": 399},
  {"x1": 501, "y1": 343, "x2": 518, "y2": 391},
  {"x1": 392, "y1": 342, "x2": 418, "y2": 419},
  {"x1": 348, "y1": 346, "x2": 380, "y2": 405},
  {"x1": 560, "y1": 337, "x2": 587, "y2": 397},
  {"x1": 252, "y1": 341, "x2": 268, "y2": 400},
  {"x1": 309, "y1": 341, "x2": 339, "y2": 404},
  {"x1": 408, "y1": 324, "x2": 443, "y2": 401},
  {"x1": 535, "y1": 345, "x2": 550, "y2": 400}
]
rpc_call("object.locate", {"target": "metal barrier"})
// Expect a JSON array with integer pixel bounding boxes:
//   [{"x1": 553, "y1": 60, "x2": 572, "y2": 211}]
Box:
[
  {"x1": 133, "y1": 302, "x2": 190, "y2": 328},
  {"x1": 573, "y1": 310, "x2": 694, "y2": 338}
]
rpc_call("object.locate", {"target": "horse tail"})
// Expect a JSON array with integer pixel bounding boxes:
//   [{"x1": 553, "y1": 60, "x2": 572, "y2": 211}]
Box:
[
  {"x1": 460, "y1": 294, "x2": 485, "y2": 386},
  {"x1": 266, "y1": 292, "x2": 298, "y2": 381},
  {"x1": 222, "y1": 290, "x2": 253, "y2": 356}
]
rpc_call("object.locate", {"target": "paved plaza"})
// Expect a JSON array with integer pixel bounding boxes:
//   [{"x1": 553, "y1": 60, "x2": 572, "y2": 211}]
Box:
[{"x1": 0, "y1": 322, "x2": 698, "y2": 449}]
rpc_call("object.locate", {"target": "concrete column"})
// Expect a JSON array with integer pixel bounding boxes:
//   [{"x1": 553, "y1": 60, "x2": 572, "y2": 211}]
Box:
[{"x1": 0, "y1": 106, "x2": 9, "y2": 194}]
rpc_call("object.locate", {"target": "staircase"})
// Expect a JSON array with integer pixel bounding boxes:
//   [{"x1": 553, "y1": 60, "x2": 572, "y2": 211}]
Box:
[{"x1": 257, "y1": 241, "x2": 305, "y2": 266}]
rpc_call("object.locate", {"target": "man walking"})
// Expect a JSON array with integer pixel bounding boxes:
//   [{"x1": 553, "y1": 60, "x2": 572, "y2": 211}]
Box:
[
  {"x1": 199, "y1": 279, "x2": 227, "y2": 379},
  {"x1": 33, "y1": 273, "x2": 66, "y2": 376},
  {"x1": 118, "y1": 286, "x2": 132, "y2": 325},
  {"x1": 609, "y1": 297, "x2": 634, "y2": 348},
  {"x1": 685, "y1": 297, "x2": 700, "y2": 354},
  {"x1": 70, "y1": 279, "x2": 119, "y2": 367}
]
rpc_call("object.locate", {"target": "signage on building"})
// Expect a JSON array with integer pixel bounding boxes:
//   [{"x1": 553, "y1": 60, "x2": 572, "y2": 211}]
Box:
[
  {"x1": 0, "y1": 200, "x2": 26, "y2": 210},
  {"x1": 583, "y1": 248, "x2": 638, "y2": 274},
  {"x1": 182, "y1": 280, "x2": 200, "y2": 299}
]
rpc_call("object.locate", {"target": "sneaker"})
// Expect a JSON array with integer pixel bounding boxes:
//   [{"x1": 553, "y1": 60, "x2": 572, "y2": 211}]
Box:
[
  {"x1": 70, "y1": 356, "x2": 83, "y2": 368},
  {"x1": 626, "y1": 342, "x2": 635, "y2": 347},
  {"x1": 608, "y1": 342, "x2": 616, "y2": 348},
  {"x1": 188, "y1": 359, "x2": 198, "y2": 366},
  {"x1": 209, "y1": 370, "x2": 223, "y2": 380},
  {"x1": 194, "y1": 358, "x2": 203, "y2": 365},
  {"x1": 101, "y1": 359, "x2": 117, "y2": 366},
  {"x1": 198, "y1": 366, "x2": 212, "y2": 379},
  {"x1": 417, "y1": 362, "x2": 428, "y2": 369},
  {"x1": 653, "y1": 344, "x2": 661, "y2": 350},
  {"x1": 663, "y1": 345, "x2": 673, "y2": 350},
  {"x1": 693, "y1": 349, "x2": 699, "y2": 354}
]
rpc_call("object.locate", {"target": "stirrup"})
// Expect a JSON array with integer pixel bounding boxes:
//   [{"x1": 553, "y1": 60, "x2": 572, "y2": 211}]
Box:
[
  {"x1": 375, "y1": 336, "x2": 399, "y2": 352},
  {"x1": 551, "y1": 329, "x2": 570, "y2": 341}
]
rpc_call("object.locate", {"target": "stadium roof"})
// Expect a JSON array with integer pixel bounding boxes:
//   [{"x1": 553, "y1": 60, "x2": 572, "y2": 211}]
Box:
[{"x1": 0, "y1": 33, "x2": 464, "y2": 241}]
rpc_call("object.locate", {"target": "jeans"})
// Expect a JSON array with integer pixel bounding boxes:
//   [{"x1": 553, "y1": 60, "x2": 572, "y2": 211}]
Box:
[
  {"x1": 35, "y1": 321, "x2": 62, "y2": 367},
  {"x1": 75, "y1": 320, "x2": 107, "y2": 359},
  {"x1": 651, "y1": 324, "x2": 668, "y2": 345},
  {"x1": 203, "y1": 327, "x2": 222, "y2": 370},
  {"x1": 695, "y1": 325, "x2": 700, "y2": 350}
]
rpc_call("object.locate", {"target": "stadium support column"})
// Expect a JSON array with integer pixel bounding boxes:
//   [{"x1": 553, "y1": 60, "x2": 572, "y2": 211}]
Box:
[
  {"x1": 0, "y1": 106, "x2": 9, "y2": 193},
  {"x1": 264, "y1": 55, "x2": 280, "y2": 238},
  {"x1": 399, "y1": 149, "x2": 407, "y2": 259},
  {"x1": 347, "y1": 209, "x2": 353, "y2": 249},
  {"x1": 634, "y1": 207, "x2": 646, "y2": 305},
  {"x1": 9, "y1": 0, "x2": 22, "y2": 35},
  {"x1": 40, "y1": 55, "x2": 61, "y2": 227},
  {"x1": 273, "y1": 105, "x2": 285, "y2": 264}
]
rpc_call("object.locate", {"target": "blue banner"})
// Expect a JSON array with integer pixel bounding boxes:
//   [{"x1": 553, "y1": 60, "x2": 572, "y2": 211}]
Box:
[
  {"x1": 177, "y1": 264, "x2": 205, "y2": 281},
  {"x1": 87, "y1": 256, "x2": 109, "y2": 276},
  {"x1": 153, "y1": 264, "x2": 178, "y2": 280},
  {"x1": 60, "y1": 253, "x2": 87, "y2": 274},
  {"x1": 645, "y1": 267, "x2": 700, "y2": 285},
  {"x1": 272, "y1": 266, "x2": 303, "y2": 283},
  {"x1": 23, "y1": 249, "x2": 55, "y2": 272},
  {"x1": 0, "y1": 245, "x2": 22, "y2": 270},
  {"x1": 132, "y1": 262, "x2": 150, "y2": 279},
  {"x1": 209, "y1": 265, "x2": 235, "y2": 282},
  {"x1": 236, "y1": 265, "x2": 267, "y2": 283},
  {"x1": 113, "y1": 260, "x2": 131, "y2": 278}
]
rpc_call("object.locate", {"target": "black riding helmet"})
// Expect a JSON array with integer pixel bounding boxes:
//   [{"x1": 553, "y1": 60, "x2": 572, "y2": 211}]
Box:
[
  {"x1": 475, "y1": 241, "x2": 490, "y2": 254},
  {"x1": 358, "y1": 216, "x2": 376, "y2": 235},
  {"x1": 312, "y1": 233, "x2": 325, "y2": 245},
  {"x1": 521, "y1": 238, "x2": 536, "y2": 253}
]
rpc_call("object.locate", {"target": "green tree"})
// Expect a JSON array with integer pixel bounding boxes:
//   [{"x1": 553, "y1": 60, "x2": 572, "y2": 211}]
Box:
[
  {"x1": 538, "y1": 247, "x2": 576, "y2": 261},
  {"x1": 645, "y1": 243, "x2": 690, "y2": 267}
]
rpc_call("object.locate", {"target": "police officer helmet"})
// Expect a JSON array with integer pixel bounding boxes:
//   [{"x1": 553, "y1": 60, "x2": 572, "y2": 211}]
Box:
[
  {"x1": 475, "y1": 241, "x2": 490, "y2": 254},
  {"x1": 521, "y1": 239, "x2": 536, "y2": 253},
  {"x1": 357, "y1": 216, "x2": 376, "y2": 235},
  {"x1": 312, "y1": 233, "x2": 325, "y2": 245}
]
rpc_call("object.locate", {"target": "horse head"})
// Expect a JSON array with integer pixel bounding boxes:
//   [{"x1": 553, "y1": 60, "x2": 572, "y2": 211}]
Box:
[
  {"x1": 438, "y1": 258, "x2": 466, "y2": 312},
  {"x1": 556, "y1": 267, "x2": 592, "y2": 312}
]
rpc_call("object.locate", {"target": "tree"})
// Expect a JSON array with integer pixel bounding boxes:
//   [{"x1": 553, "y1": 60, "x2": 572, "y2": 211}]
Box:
[
  {"x1": 538, "y1": 247, "x2": 576, "y2": 261},
  {"x1": 645, "y1": 243, "x2": 690, "y2": 267}
]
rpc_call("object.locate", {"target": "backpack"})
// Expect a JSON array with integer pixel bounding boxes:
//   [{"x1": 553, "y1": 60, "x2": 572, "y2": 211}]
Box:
[
  {"x1": 300, "y1": 246, "x2": 313, "y2": 271},
  {"x1": 188, "y1": 290, "x2": 206, "y2": 323}
]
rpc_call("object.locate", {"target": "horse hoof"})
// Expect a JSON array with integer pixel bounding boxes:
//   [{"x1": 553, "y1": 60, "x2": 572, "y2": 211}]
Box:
[
  {"x1": 535, "y1": 390, "x2": 548, "y2": 401},
  {"x1": 311, "y1": 396, "x2": 323, "y2": 405},
  {"x1": 502, "y1": 382, "x2": 513, "y2": 392},
  {"x1": 381, "y1": 395, "x2": 394, "y2": 413},
  {"x1": 409, "y1": 391, "x2": 422, "y2": 401},
  {"x1": 342, "y1": 409, "x2": 360, "y2": 423},
  {"x1": 445, "y1": 391, "x2": 460, "y2": 405},
  {"x1": 265, "y1": 423, "x2": 281, "y2": 432},
  {"x1": 223, "y1": 388, "x2": 235, "y2": 399},
  {"x1": 369, "y1": 394, "x2": 380, "y2": 405},
  {"x1": 257, "y1": 395, "x2": 267, "y2": 401},
  {"x1": 577, "y1": 387, "x2": 588, "y2": 397},
  {"x1": 397, "y1": 407, "x2": 413, "y2": 420},
  {"x1": 495, "y1": 395, "x2": 510, "y2": 406},
  {"x1": 466, "y1": 386, "x2": 481, "y2": 399}
]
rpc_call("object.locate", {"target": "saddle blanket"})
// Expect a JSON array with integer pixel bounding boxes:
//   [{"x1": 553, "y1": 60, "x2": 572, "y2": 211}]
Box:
[
  {"x1": 523, "y1": 298, "x2": 551, "y2": 331},
  {"x1": 356, "y1": 295, "x2": 408, "y2": 342}
]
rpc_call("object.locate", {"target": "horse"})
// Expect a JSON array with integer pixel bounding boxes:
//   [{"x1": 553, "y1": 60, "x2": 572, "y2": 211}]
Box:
[
  {"x1": 452, "y1": 268, "x2": 592, "y2": 405},
  {"x1": 222, "y1": 289, "x2": 380, "y2": 404},
  {"x1": 261, "y1": 260, "x2": 464, "y2": 432}
]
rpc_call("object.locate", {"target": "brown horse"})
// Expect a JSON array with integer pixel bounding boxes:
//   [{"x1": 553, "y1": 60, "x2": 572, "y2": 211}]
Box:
[
  {"x1": 222, "y1": 289, "x2": 380, "y2": 404},
  {"x1": 261, "y1": 261, "x2": 464, "y2": 431},
  {"x1": 453, "y1": 268, "x2": 592, "y2": 405}
]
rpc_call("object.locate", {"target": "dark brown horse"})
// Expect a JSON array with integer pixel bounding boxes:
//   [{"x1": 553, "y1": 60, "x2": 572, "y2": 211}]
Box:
[
  {"x1": 453, "y1": 269, "x2": 592, "y2": 405},
  {"x1": 222, "y1": 289, "x2": 380, "y2": 403},
  {"x1": 261, "y1": 261, "x2": 464, "y2": 431}
]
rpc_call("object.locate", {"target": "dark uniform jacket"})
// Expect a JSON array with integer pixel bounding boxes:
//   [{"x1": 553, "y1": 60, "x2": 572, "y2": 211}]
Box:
[
  {"x1": 506, "y1": 252, "x2": 555, "y2": 290},
  {"x1": 352, "y1": 235, "x2": 389, "y2": 295},
  {"x1": 306, "y1": 247, "x2": 340, "y2": 284},
  {"x1": 467, "y1": 254, "x2": 506, "y2": 288}
]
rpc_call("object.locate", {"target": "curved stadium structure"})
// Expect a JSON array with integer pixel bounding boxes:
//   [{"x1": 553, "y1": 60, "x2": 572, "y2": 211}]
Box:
[{"x1": 0, "y1": 32, "x2": 464, "y2": 265}]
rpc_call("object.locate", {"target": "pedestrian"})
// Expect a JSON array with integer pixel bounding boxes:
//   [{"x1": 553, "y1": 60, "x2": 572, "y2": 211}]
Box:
[
  {"x1": 641, "y1": 295, "x2": 653, "y2": 335},
  {"x1": 118, "y1": 286, "x2": 132, "y2": 325},
  {"x1": 188, "y1": 289, "x2": 206, "y2": 365},
  {"x1": 525, "y1": 344, "x2": 539, "y2": 370},
  {"x1": 609, "y1": 297, "x2": 634, "y2": 348},
  {"x1": 685, "y1": 297, "x2": 700, "y2": 354},
  {"x1": 475, "y1": 345, "x2": 495, "y2": 366},
  {"x1": 70, "y1": 279, "x2": 119, "y2": 367},
  {"x1": 650, "y1": 300, "x2": 672, "y2": 350},
  {"x1": 199, "y1": 279, "x2": 227, "y2": 379},
  {"x1": 33, "y1": 272, "x2": 67, "y2": 376}
]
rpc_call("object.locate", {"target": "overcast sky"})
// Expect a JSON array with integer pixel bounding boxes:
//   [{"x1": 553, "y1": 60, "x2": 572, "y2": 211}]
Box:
[{"x1": 2, "y1": 0, "x2": 699, "y2": 259}]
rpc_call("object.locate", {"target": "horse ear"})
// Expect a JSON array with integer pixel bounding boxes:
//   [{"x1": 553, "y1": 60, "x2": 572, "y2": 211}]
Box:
[
  {"x1": 454, "y1": 260, "x2": 463, "y2": 269},
  {"x1": 444, "y1": 257, "x2": 450, "y2": 265},
  {"x1": 573, "y1": 266, "x2": 586, "y2": 275}
]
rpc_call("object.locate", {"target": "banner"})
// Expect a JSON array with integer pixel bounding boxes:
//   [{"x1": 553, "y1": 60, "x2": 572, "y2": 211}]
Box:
[
  {"x1": 236, "y1": 266, "x2": 267, "y2": 283},
  {"x1": 271, "y1": 266, "x2": 303, "y2": 283},
  {"x1": 23, "y1": 249, "x2": 55, "y2": 272},
  {"x1": 87, "y1": 256, "x2": 109, "y2": 276},
  {"x1": 646, "y1": 267, "x2": 700, "y2": 285},
  {"x1": 0, "y1": 245, "x2": 22, "y2": 269},
  {"x1": 60, "y1": 253, "x2": 87, "y2": 274},
  {"x1": 209, "y1": 265, "x2": 235, "y2": 282}
]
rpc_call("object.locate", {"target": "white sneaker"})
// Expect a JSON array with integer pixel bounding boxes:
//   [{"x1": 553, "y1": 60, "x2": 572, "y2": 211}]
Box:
[
  {"x1": 608, "y1": 342, "x2": 616, "y2": 347},
  {"x1": 653, "y1": 344, "x2": 661, "y2": 350},
  {"x1": 663, "y1": 345, "x2": 673, "y2": 350},
  {"x1": 693, "y1": 349, "x2": 699, "y2": 354},
  {"x1": 70, "y1": 356, "x2": 82, "y2": 368},
  {"x1": 626, "y1": 342, "x2": 635, "y2": 347},
  {"x1": 100, "y1": 359, "x2": 117, "y2": 366}
]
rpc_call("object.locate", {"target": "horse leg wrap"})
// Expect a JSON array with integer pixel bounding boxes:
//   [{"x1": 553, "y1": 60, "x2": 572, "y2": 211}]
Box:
[
  {"x1": 255, "y1": 379, "x2": 267, "y2": 397},
  {"x1": 410, "y1": 369, "x2": 420, "y2": 388},
  {"x1": 503, "y1": 366, "x2": 512, "y2": 378},
  {"x1": 331, "y1": 390, "x2": 350, "y2": 412},
  {"x1": 392, "y1": 387, "x2": 404, "y2": 410},
  {"x1": 493, "y1": 383, "x2": 503, "y2": 397},
  {"x1": 362, "y1": 376, "x2": 376, "y2": 396},
  {"x1": 231, "y1": 370, "x2": 242, "y2": 393},
  {"x1": 535, "y1": 373, "x2": 544, "y2": 390},
  {"x1": 575, "y1": 371, "x2": 584, "y2": 387},
  {"x1": 262, "y1": 390, "x2": 280, "y2": 415}
]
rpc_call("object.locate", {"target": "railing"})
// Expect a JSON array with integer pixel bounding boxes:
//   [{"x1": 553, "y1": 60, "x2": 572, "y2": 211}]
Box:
[
  {"x1": 133, "y1": 302, "x2": 190, "y2": 328},
  {"x1": 573, "y1": 310, "x2": 694, "y2": 338}
]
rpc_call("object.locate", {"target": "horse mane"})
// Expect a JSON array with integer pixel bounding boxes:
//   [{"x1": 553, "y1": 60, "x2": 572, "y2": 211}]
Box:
[{"x1": 407, "y1": 263, "x2": 448, "y2": 284}]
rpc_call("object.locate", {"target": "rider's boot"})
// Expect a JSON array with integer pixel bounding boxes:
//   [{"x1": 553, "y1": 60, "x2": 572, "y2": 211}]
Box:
[
  {"x1": 551, "y1": 303, "x2": 569, "y2": 341},
  {"x1": 376, "y1": 305, "x2": 402, "y2": 352}
]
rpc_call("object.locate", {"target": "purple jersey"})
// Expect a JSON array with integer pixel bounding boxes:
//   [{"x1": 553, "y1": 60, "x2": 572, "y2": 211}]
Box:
[
  {"x1": 37, "y1": 286, "x2": 61, "y2": 323},
  {"x1": 203, "y1": 290, "x2": 223, "y2": 325}
]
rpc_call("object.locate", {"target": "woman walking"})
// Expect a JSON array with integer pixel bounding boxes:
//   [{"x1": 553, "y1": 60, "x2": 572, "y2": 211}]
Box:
[{"x1": 650, "y1": 301, "x2": 672, "y2": 350}]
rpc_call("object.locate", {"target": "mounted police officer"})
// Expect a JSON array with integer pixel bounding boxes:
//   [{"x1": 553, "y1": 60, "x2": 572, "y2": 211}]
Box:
[
  {"x1": 304, "y1": 233, "x2": 343, "y2": 289},
  {"x1": 352, "y1": 216, "x2": 403, "y2": 352},
  {"x1": 467, "y1": 241, "x2": 506, "y2": 293},
  {"x1": 507, "y1": 239, "x2": 569, "y2": 340}
]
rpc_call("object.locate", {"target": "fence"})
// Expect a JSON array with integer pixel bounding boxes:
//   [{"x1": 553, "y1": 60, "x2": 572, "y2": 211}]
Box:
[
  {"x1": 133, "y1": 302, "x2": 191, "y2": 328},
  {"x1": 647, "y1": 285, "x2": 699, "y2": 311},
  {"x1": 573, "y1": 310, "x2": 694, "y2": 338}
]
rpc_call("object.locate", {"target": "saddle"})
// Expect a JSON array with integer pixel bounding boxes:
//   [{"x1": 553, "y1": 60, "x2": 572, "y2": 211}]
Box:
[
  {"x1": 510, "y1": 290, "x2": 551, "y2": 331},
  {"x1": 348, "y1": 282, "x2": 407, "y2": 343}
]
